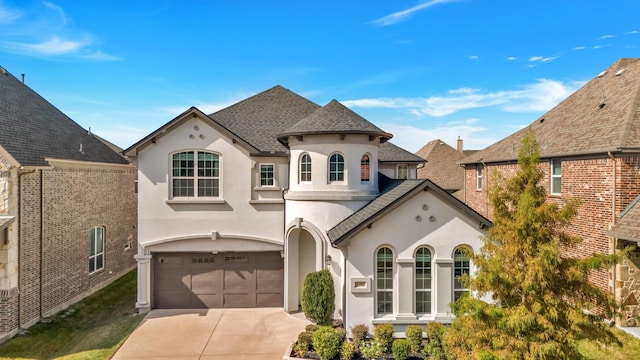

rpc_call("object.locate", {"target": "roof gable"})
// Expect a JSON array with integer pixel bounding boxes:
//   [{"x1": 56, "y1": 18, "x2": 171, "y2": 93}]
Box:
[
  {"x1": 0, "y1": 67, "x2": 128, "y2": 167},
  {"x1": 416, "y1": 139, "x2": 465, "y2": 191},
  {"x1": 607, "y1": 194, "x2": 640, "y2": 243},
  {"x1": 462, "y1": 58, "x2": 640, "y2": 164}
]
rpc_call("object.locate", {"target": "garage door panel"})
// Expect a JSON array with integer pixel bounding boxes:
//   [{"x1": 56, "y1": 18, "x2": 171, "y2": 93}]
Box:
[
  {"x1": 257, "y1": 293, "x2": 283, "y2": 307},
  {"x1": 191, "y1": 294, "x2": 222, "y2": 308},
  {"x1": 224, "y1": 294, "x2": 253, "y2": 308}
]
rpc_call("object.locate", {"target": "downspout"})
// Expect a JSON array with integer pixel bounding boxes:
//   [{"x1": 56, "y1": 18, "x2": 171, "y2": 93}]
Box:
[{"x1": 607, "y1": 152, "x2": 618, "y2": 307}]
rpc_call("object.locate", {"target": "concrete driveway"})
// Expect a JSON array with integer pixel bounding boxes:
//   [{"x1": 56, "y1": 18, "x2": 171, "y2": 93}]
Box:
[{"x1": 112, "y1": 308, "x2": 309, "y2": 360}]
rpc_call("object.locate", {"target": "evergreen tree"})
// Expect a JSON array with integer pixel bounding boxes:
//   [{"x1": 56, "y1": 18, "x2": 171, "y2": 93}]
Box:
[{"x1": 445, "y1": 130, "x2": 624, "y2": 360}]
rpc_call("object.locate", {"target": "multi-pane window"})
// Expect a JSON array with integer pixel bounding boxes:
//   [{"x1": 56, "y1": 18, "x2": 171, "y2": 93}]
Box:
[
  {"x1": 172, "y1": 151, "x2": 219, "y2": 198},
  {"x1": 89, "y1": 226, "x2": 105, "y2": 274},
  {"x1": 476, "y1": 164, "x2": 483, "y2": 190},
  {"x1": 376, "y1": 247, "x2": 393, "y2": 315},
  {"x1": 300, "y1": 153, "x2": 312, "y2": 182},
  {"x1": 415, "y1": 247, "x2": 432, "y2": 314},
  {"x1": 453, "y1": 247, "x2": 471, "y2": 301},
  {"x1": 260, "y1": 164, "x2": 275, "y2": 186},
  {"x1": 329, "y1": 153, "x2": 345, "y2": 182},
  {"x1": 551, "y1": 159, "x2": 561, "y2": 194},
  {"x1": 361, "y1": 154, "x2": 370, "y2": 182},
  {"x1": 397, "y1": 164, "x2": 408, "y2": 179}
]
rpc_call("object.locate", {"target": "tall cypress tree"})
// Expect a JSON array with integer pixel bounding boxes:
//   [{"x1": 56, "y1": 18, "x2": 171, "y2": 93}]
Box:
[{"x1": 445, "y1": 130, "x2": 624, "y2": 360}]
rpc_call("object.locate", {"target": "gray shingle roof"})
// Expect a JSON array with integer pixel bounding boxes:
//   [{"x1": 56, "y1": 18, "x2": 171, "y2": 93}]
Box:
[
  {"x1": 461, "y1": 58, "x2": 640, "y2": 164},
  {"x1": 328, "y1": 173, "x2": 491, "y2": 244},
  {"x1": 0, "y1": 67, "x2": 128, "y2": 167},
  {"x1": 210, "y1": 85, "x2": 320, "y2": 153},
  {"x1": 277, "y1": 99, "x2": 392, "y2": 144},
  {"x1": 378, "y1": 141, "x2": 425, "y2": 163},
  {"x1": 416, "y1": 139, "x2": 465, "y2": 191},
  {"x1": 607, "y1": 194, "x2": 640, "y2": 242}
]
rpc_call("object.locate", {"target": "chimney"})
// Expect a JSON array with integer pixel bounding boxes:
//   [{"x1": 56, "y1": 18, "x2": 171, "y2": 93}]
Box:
[
  {"x1": 21, "y1": 74, "x2": 25, "y2": 83},
  {"x1": 456, "y1": 136, "x2": 463, "y2": 153}
]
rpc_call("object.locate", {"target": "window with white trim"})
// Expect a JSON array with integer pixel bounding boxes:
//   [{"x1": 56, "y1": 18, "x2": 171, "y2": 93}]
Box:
[
  {"x1": 171, "y1": 151, "x2": 219, "y2": 198},
  {"x1": 260, "y1": 164, "x2": 275, "y2": 186},
  {"x1": 329, "y1": 153, "x2": 345, "y2": 182},
  {"x1": 376, "y1": 247, "x2": 393, "y2": 315},
  {"x1": 361, "y1": 154, "x2": 370, "y2": 182},
  {"x1": 89, "y1": 226, "x2": 105, "y2": 274},
  {"x1": 415, "y1": 247, "x2": 432, "y2": 314},
  {"x1": 453, "y1": 247, "x2": 471, "y2": 301},
  {"x1": 476, "y1": 164, "x2": 483, "y2": 190},
  {"x1": 397, "y1": 164, "x2": 408, "y2": 179},
  {"x1": 551, "y1": 159, "x2": 561, "y2": 195},
  {"x1": 300, "y1": 153, "x2": 312, "y2": 182}
]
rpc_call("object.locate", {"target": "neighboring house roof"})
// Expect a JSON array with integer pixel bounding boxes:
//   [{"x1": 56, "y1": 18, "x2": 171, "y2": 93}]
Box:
[
  {"x1": 277, "y1": 99, "x2": 392, "y2": 145},
  {"x1": 328, "y1": 173, "x2": 491, "y2": 245},
  {"x1": 378, "y1": 141, "x2": 425, "y2": 163},
  {"x1": 0, "y1": 67, "x2": 128, "y2": 167},
  {"x1": 416, "y1": 139, "x2": 465, "y2": 191},
  {"x1": 461, "y1": 58, "x2": 640, "y2": 164},
  {"x1": 607, "y1": 194, "x2": 640, "y2": 243}
]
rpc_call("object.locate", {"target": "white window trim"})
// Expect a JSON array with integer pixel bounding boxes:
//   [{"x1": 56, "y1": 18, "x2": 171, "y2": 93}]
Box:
[
  {"x1": 375, "y1": 246, "x2": 394, "y2": 318},
  {"x1": 328, "y1": 152, "x2": 346, "y2": 183},
  {"x1": 89, "y1": 226, "x2": 105, "y2": 274},
  {"x1": 258, "y1": 163, "x2": 277, "y2": 188},
  {"x1": 170, "y1": 150, "x2": 222, "y2": 200},
  {"x1": 415, "y1": 247, "x2": 433, "y2": 315},
  {"x1": 476, "y1": 164, "x2": 483, "y2": 190},
  {"x1": 397, "y1": 164, "x2": 408, "y2": 180},
  {"x1": 299, "y1": 153, "x2": 312, "y2": 183},
  {"x1": 551, "y1": 159, "x2": 561, "y2": 195},
  {"x1": 453, "y1": 247, "x2": 471, "y2": 301}
]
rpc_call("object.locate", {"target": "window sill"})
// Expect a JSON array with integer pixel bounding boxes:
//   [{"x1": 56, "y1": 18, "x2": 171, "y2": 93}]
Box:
[
  {"x1": 249, "y1": 199, "x2": 284, "y2": 204},
  {"x1": 253, "y1": 186, "x2": 281, "y2": 192},
  {"x1": 89, "y1": 268, "x2": 104, "y2": 276},
  {"x1": 166, "y1": 199, "x2": 226, "y2": 204}
]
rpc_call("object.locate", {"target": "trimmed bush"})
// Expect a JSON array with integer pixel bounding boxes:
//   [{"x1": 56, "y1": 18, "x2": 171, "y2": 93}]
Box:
[
  {"x1": 373, "y1": 323, "x2": 394, "y2": 352},
  {"x1": 392, "y1": 339, "x2": 411, "y2": 360},
  {"x1": 426, "y1": 321, "x2": 445, "y2": 343},
  {"x1": 359, "y1": 340, "x2": 384, "y2": 359},
  {"x1": 340, "y1": 340, "x2": 356, "y2": 360},
  {"x1": 405, "y1": 325, "x2": 423, "y2": 352},
  {"x1": 350, "y1": 323, "x2": 369, "y2": 349},
  {"x1": 301, "y1": 270, "x2": 335, "y2": 326},
  {"x1": 305, "y1": 324, "x2": 321, "y2": 334},
  {"x1": 312, "y1": 326, "x2": 343, "y2": 360}
]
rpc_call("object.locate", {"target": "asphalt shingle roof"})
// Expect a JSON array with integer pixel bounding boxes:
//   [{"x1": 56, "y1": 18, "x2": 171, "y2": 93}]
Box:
[
  {"x1": 461, "y1": 58, "x2": 640, "y2": 164},
  {"x1": 416, "y1": 139, "x2": 465, "y2": 191},
  {"x1": 607, "y1": 194, "x2": 640, "y2": 242},
  {"x1": 0, "y1": 67, "x2": 128, "y2": 167},
  {"x1": 378, "y1": 141, "x2": 425, "y2": 163}
]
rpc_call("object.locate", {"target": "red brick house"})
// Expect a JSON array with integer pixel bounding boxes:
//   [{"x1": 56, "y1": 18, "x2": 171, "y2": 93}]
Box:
[
  {"x1": 0, "y1": 67, "x2": 138, "y2": 341},
  {"x1": 460, "y1": 58, "x2": 640, "y2": 326}
]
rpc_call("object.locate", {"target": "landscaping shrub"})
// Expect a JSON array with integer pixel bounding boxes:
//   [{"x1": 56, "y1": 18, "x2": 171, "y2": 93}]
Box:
[
  {"x1": 426, "y1": 321, "x2": 445, "y2": 343},
  {"x1": 359, "y1": 340, "x2": 384, "y2": 359},
  {"x1": 293, "y1": 330, "x2": 313, "y2": 356},
  {"x1": 301, "y1": 269, "x2": 335, "y2": 326},
  {"x1": 392, "y1": 339, "x2": 411, "y2": 360},
  {"x1": 423, "y1": 321, "x2": 447, "y2": 359},
  {"x1": 373, "y1": 323, "x2": 394, "y2": 352},
  {"x1": 350, "y1": 323, "x2": 369, "y2": 349},
  {"x1": 305, "y1": 324, "x2": 321, "y2": 334},
  {"x1": 340, "y1": 340, "x2": 356, "y2": 360},
  {"x1": 312, "y1": 326, "x2": 343, "y2": 360},
  {"x1": 405, "y1": 325, "x2": 423, "y2": 352}
]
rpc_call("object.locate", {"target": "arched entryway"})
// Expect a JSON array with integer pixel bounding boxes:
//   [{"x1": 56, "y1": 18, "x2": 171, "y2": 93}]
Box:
[{"x1": 284, "y1": 222, "x2": 324, "y2": 312}]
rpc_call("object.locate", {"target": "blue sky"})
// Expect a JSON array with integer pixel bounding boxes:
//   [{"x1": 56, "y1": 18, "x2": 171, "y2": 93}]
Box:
[{"x1": 1, "y1": 0, "x2": 639, "y2": 152}]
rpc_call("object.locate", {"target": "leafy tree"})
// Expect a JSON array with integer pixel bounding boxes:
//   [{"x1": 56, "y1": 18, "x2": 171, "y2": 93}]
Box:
[
  {"x1": 445, "y1": 130, "x2": 625, "y2": 359},
  {"x1": 301, "y1": 269, "x2": 335, "y2": 326}
]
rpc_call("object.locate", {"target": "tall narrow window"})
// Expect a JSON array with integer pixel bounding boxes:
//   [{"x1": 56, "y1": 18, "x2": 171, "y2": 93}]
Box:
[
  {"x1": 172, "y1": 151, "x2": 219, "y2": 198},
  {"x1": 397, "y1": 164, "x2": 408, "y2": 179},
  {"x1": 300, "y1": 153, "x2": 312, "y2": 182},
  {"x1": 260, "y1": 164, "x2": 275, "y2": 186},
  {"x1": 89, "y1": 226, "x2": 105, "y2": 274},
  {"x1": 329, "y1": 153, "x2": 345, "y2": 182},
  {"x1": 453, "y1": 247, "x2": 471, "y2": 301},
  {"x1": 361, "y1": 154, "x2": 370, "y2": 182},
  {"x1": 551, "y1": 159, "x2": 561, "y2": 194},
  {"x1": 415, "y1": 247, "x2": 432, "y2": 314},
  {"x1": 476, "y1": 164, "x2": 483, "y2": 190},
  {"x1": 376, "y1": 247, "x2": 393, "y2": 315}
]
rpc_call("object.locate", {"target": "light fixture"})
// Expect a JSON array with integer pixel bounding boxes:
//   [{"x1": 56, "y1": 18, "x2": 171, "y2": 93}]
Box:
[{"x1": 325, "y1": 254, "x2": 332, "y2": 266}]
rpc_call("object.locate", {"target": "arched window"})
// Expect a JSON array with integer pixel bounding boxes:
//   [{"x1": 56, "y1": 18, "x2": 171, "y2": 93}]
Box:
[
  {"x1": 171, "y1": 151, "x2": 219, "y2": 198},
  {"x1": 361, "y1": 154, "x2": 370, "y2": 182},
  {"x1": 415, "y1": 247, "x2": 432, "y2": 313},
  {"x1": 89, "y1": 226, "x2": 105, "y2": 273},
  {"x1": 453, "y1": 247, "x2": 471, "y2": 301},
  {"x1": 376, "y1": 247, "x2": 393, "y2": 315},
  {"x1": 329, "y1": 153, "x2": 345, "y2": 182},
  {"x1": 300, "y1": 153, "x2": 312, "y2": 182}
]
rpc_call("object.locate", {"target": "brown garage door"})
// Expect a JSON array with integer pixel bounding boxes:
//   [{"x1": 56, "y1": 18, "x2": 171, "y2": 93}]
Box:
[{"x1": 154, "y1": 252, "x2": 283, "y2": 309}]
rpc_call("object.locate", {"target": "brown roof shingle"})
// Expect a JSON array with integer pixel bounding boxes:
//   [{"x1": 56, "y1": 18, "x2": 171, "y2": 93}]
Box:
[
  {"x1": 416, "y1": 139, "x2": 465, "y2": 191},
  {"x1": 607, "y1": 195, "x2": 640, "y2": 242}
]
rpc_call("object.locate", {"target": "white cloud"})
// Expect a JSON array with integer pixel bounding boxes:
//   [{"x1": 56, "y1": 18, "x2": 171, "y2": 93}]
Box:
[
  {"x1": 593, "y1": 45, "x2": 602, "y2": 49},
  {"x1": 370, "y1": 0, "x2": 458, "y2": 26},
  {"x1": 0, "y1": 2, "x2": 21, "y2": 24},
  {"x1": 81, "y1": 50, "x2": 121, "y2": 61},
  {"x1": 343, "y1": 78, "x2": 584, "y2": 118},
  {"x1": 626, "y1": 30, "x2": 639, "y2": 35},
  {"x1": 507, "y1": 56, "x2": 517, "y2": 61},
  {"x1": 572, "y1": 46, "x2": 585, "y2": 50},
  {"x1": 599, "y1": 34, "x2": 615, "y2": 40},
  {"x1": 467, "y1": 55, "x2": 480, "y2": 61},
  {"x1": 5, "y1": 36, "x2": 87, "y2": 55}
]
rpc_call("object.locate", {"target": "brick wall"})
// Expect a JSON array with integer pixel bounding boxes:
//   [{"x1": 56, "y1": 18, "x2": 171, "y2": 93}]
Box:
[{"x1": 19, "y1": 170, "x2": 42, "y2": 328}]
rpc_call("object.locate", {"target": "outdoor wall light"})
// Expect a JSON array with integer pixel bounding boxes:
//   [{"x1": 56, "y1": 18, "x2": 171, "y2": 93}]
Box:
[{"x1": 325, "y1": 254, "x2": 332, "y2": 266}]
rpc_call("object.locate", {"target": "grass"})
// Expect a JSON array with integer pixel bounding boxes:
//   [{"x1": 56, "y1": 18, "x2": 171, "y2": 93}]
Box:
[
  {"x1": 578, "y1": 328, "x2": 640, "y2": 360},
  {"x1": 0, "y1": 270, "x2": 142, "y2": 360}
]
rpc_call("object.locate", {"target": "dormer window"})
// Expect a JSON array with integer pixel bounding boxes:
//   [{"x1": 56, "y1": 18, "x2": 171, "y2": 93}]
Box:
[
  {"x1": 329, "y1": 153, "x2": 345, "y2": 182},
  {"x1": 397, "y1": 164, "x2": 408, "y2": 179},
  {"x1": 361, "y1": 154, "x2": 370, "y2": 182},
  {"x1": 300, "y1": 153, "x2": 312, "y2": 182}
]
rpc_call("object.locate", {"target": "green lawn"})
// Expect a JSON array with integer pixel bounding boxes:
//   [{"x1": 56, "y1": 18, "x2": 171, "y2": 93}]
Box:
[
  {"x1": 578, "y1": 328, "x2": 640, "y2": 360},
  {"x1": 0, "y1": 270, "x2": 142, "y2": 360}
]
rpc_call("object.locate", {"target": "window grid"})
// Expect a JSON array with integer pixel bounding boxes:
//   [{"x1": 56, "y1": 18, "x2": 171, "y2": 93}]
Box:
[
  {"x1": 415, "y1": 247, "x2": 432, "y2": 314},
  {"x1": 376, "y1": 247, "x2": 393, "y2": 315},
  {"x1": 329, "y1": 153, "x2": 345, "y2": 182},
  {"x1": 551, "y1": 159, "x2": 561, "y2": 194},
  {"x1": 476, "y1": 164, "x2": 483, "y2": 190},
  {"x1": 361, "y1": 154, "x2": 370, "y2": 182},
  {"x1": 260, "y1": 164, "x2": 275, "y2": 186},
  {"x1": 454, "y1": 248, "x2": 470, "y2": 301},
  {"x1": 300, "y1": 153, "x2": 312, "y2": 182},
  {"x1": 397, "y1": 164, "x2": 408, "y2": 179},
  {"x1": 89, "y1": 226, "x2": 105, "y2": 274},
  {"x1": 172, "y1": 151, "x2": 219, "y2": 198}
]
